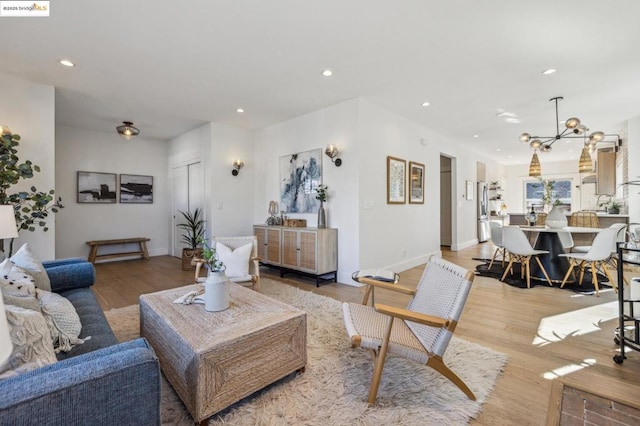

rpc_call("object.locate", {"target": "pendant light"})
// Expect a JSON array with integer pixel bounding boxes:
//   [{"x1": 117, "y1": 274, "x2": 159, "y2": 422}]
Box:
[{"x1": 116, "y1": 121, "x2": 140, "y2": 140}]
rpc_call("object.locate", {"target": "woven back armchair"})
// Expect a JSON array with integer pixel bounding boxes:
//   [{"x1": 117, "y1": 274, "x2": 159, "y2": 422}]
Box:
[{"x1": 342, "y1": 256, "x2": 475, "y2": 405}]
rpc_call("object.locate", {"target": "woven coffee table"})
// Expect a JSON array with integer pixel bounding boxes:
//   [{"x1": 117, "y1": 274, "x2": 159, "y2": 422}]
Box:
[{"x1": 140, "y1": 283, "x2": 307, "y2": 424}]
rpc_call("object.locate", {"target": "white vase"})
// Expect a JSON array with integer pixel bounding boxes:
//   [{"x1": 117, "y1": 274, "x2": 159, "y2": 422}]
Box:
[
  {"x1": 545, "y1": 205, "x2": 567, "y2": 229},
  {"x1": 204, "y1": 270, "x2": 230, "y2": 312}
]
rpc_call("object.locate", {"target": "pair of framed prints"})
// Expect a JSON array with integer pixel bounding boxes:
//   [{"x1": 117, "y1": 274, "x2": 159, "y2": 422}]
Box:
[
  {"x1": 386, "y1": 156, "x2": 424, "y2": 204},
  {"x1": 77, "y1": 171, "x2": 153, "y2": 204}
]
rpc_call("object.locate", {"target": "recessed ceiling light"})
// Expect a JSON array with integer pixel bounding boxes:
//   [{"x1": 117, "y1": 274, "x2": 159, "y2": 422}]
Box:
[
  {"x1": 321, "y1": 69, "x2": 333, "y2": 77},
  {"x1": 542, "y1": 68, "x2": 557, "y2": 75},
  {"x1": 421, "y1": 101, "x2": 430, "y2": 107},
  {"x1": 59, "y1": 59, "x2": 75, "y2": 67},
  {"x1": 495, "y1": 148, "x2": 501, "y2": 152},
  {"x1": 473, "y1": 134, "x2": 479, "y2": 138},
  {"x1": 236, "y1": 108, "x2": 244, "y2": 113}
]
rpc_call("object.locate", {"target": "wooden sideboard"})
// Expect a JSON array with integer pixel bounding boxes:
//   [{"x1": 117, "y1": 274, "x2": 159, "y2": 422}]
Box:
[{"x1": 254, "y1": 225, "x2": 338, "y2": 286}]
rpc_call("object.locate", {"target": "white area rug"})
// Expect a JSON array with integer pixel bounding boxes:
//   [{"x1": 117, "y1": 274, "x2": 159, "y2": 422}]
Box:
[{"x1": 105, "y1": 278, "x2": 507, "y2": 425}]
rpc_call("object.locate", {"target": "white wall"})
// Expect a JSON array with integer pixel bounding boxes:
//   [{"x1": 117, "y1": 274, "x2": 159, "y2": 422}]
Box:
[
  {"x1": 0, "y1": 74, "x2": 55, "y2": 259},
  {"x1": 627, "y1": 116, "x2": 640, "y2": 223},
  {"x1": 168, "y1": 122, "x2": 254, "y2": 249},
  {"x1": 55, "y1": 125, "x2": 170, "y2": 259},
  {"x1": 207, "y1": 123, "x2": 254, "y2": 237},
  {"x1": 253, "y1": 99, "x2": 360, "y2": 284},
  {"x1": 357, "y1": 99, "x2": 442, "y2": 270}
]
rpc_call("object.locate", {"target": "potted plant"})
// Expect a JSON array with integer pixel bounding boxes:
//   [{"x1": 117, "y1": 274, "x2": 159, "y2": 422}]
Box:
[
  {"x1": 0, "y1": 126, "x2": 63, "y2": 256},
  {"x1": 176, "y1": 208, "x2": 205, "y2": 270},
  {"x1": 608, "y1": 201, "x2": 621, "y2": 215}
]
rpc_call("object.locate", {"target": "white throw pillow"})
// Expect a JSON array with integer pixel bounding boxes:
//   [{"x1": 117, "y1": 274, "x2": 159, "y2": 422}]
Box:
[
  {"x1": 0, "y1": 305, "x2": 57, "y2": 380},
  {"x1": 216, "y1": 242, "x2": 252, "y2": 279},
  {"x1": 36, "y1": 289, "x2": 88, "y2": 353},
  {"x1": 0, "y1": 259, "x2": 37, "y2": 297},
  {"x1": 10, "y1": 243, "x2": 51, "y2": 292}
]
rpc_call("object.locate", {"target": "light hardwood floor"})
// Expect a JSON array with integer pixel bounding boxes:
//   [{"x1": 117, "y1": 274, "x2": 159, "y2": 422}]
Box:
[{"x1": 92, "y1": 244, "x2": 640, "y2": 426}]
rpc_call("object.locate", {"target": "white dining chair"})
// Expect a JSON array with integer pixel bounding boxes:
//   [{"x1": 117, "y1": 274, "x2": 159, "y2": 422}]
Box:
[
  {"x1": 573, "y1": 223, "x2": 626, "y2": 254},
  {"x1": 557, "y1": 231, "x2": 574, "y2": 252},
  {"x1": 488, "y1": 221, "x2": 506, "y2": 270},
  {"x1": 501, "y1": 226, "x2": 552, "y2": 288},
  {"x1": 558, "y1": 227, "x2": 618, "y2": 296}
]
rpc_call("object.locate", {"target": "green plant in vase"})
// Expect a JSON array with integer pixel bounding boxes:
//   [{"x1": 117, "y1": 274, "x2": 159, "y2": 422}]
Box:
[
  {"x1": 315, "y1": 184, "x2": 328, "y2": 228},
  {"x1": 176, "y1": 208, "x2": 205, "y2": 270},
  {"x1": 0, "y1": 126, "x2": 63, "y2": 256},
  {"x1": 198, "y1": 237, "x2": 226, "y2": 273}
]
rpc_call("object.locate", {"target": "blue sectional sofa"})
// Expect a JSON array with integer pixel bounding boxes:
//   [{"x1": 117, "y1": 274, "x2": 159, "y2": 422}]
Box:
[{"x1": 0, "y1": 259, "x2": 161, "y2": 426}]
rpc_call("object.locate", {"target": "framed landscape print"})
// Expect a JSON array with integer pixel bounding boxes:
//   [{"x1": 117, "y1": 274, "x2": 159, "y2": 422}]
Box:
[
  {"x1": 387, "y1": 156, "x2": 406, "y2": 204},
  {"x1": 279, "y1": 149, "x2": 322, "y2": 213},
  {"x1": 408, "y1": 161, "x2": 425, "y2": 204},
  {"x1": 120, "y1": 174, "x2": 153, "y2": 203},
  {"x1": 77, "y1": 171, "x2": 117, "y2": 203}
]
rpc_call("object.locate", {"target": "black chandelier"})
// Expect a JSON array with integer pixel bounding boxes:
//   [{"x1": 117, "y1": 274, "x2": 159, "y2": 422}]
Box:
[{"x1": 519, "y1": 97, "x2": 619, "y2": 176}]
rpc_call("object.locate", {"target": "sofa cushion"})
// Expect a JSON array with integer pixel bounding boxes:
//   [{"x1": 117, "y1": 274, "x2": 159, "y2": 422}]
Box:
[
  {"x1": 55, "y1": 287, "x2": 117, "y2": 361},
  {"x1": 0, "y1": 259, "x2": 37, "y2": 298},
  {"x1": 10, "y1": 243, "x2": 51, "y2": 292},
  {"x1": 0, "y1": 305, "x2": 57, "y2": 380},
  {"x1": 37, "y1": 289, "x2": 88, "y2": 353}
]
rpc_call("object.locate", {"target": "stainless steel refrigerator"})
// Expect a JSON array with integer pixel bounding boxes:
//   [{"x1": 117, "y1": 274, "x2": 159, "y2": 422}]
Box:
[{"x1": 477, "y1": 181, "x2": 490, "y2": 242}]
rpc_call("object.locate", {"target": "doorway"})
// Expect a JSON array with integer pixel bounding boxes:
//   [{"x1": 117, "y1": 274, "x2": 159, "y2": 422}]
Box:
[
  {"x1": 440, "y1": 155, "x2": 453, "y2": 247},
  {"x1": 172, "y1": 161, "x2": 204, "y2": 257}
]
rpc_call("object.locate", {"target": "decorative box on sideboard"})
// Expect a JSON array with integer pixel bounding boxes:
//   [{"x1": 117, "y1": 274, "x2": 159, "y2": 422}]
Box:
[{"x1": 254, "y1": 225, "x2": 338, "y2": 286}]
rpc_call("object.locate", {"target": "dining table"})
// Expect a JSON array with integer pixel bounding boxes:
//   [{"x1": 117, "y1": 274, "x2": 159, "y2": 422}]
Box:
[{"x1": 519, "y1": 226, "x2": 601, "y2": 284}]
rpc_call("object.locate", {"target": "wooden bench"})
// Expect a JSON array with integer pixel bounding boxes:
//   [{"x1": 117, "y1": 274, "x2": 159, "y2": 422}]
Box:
[{"x1": 86, "y1": 237, "x2": 150, "y2": 264}]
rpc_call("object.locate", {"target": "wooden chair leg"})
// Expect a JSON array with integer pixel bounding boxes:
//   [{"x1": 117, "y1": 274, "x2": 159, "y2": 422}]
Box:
[
  {"x1": 427, "y1": 356, "x2": 476, "y2": 401},
  {"x1": 591, "y1": 261, "x2": 599, "y2": 296},
  {"x1": 489, "y1": 247, "x2": 499, "y2": 270},
  {"x1": 534, "y1": 256, "x2": 553, "y2": 286},
  {"x1": 525, "y1": 256, "x2": 531, "y2": 288},
  {"x1": 560, "y1": 262, "x2": 575, "y2": 288},
  {"x1": 601, "y1": 261, "x2": 617, "y2": 293},
  {"x1": 501, "y1": 258, "x2": 515, "y2": 281},
  {"x1": 578, "y1": 261, "x2": 586, "y2": 285},
  {"x1": 367, "y1": 315, "x2": 394, "y2": 405},
  {"x1": 361, "y1": 285, "x2": 373, "y2": 305}
]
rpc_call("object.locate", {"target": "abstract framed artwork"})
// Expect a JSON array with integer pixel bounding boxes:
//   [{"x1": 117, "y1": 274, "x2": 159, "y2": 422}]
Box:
[
  {"x1": 120, "y1": 174, "x2": 153, "y2": 203},
  {"x1": 408, "y1": 161, "x2": 425, "y2": 204},
  {"x1": 387, "y1": 156, "x2": 406, "y2": 204},
  {"x1": 280, "y1": 148, "x2": 322, "y2": 213},
  {"x1": 77, "y1": 171, "x2": 117, "y2": 203}
]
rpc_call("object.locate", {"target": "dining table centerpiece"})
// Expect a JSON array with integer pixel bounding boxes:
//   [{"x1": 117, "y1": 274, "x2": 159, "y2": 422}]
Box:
[{"x1": 539, "y1": 178, "x2": 567, "y2": 228}]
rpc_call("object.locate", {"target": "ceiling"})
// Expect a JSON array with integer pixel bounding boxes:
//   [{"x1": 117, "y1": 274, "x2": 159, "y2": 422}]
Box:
[{"x1": 2, "y1": 0, "x2": 640, "y2": 165}]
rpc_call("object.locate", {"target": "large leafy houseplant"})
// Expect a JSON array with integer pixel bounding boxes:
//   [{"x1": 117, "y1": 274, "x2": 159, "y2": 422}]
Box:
[
  {"x1": 176, "y1": 208, "x2": 205, "y2": 270},
  {"x1": 0, "y1": 127, "x2": 63, "y2": 256}
]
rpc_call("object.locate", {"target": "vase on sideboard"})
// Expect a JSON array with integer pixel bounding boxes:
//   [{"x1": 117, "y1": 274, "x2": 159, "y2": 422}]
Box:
[{"x1": 318, "y1": 202, "x2": 327, "y2": 229}]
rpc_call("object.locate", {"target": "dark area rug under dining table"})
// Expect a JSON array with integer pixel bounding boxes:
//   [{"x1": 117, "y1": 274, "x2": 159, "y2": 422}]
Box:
[{"x1": 473, "y1": 258, "x2": 611, "y2": 294}]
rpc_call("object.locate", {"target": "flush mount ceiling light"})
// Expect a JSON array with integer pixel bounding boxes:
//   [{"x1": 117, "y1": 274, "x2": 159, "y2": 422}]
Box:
[
  {"x1": 519, "y1": 96, "x2": 620, "y2": 176},
  {"x1": 116, "y1": 121, "x2": 140, "y2": 140},
  {"x1": 59, "y1": 59, "x2": 75, "y2": 67}
]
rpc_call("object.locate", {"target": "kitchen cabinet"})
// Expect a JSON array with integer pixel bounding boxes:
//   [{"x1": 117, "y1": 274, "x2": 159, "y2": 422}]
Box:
[{"x1": 597, "y1": 148, "x2": 616, "y2": 195}]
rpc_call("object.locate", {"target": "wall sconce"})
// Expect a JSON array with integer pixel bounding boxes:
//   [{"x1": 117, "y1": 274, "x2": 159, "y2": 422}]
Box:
[
  {"x1": 325, "y1": 144, "x2": 342, "y2": 167},
  {"x1": 232, "y1": 159, "x2": 244, "y2": 176},
  {"x1": 116, "y1": 121, "x2": 140, "y2": 140}
]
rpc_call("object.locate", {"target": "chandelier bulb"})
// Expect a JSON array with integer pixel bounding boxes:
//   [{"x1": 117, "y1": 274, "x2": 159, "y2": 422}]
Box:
[
  {"x1": 520, "y1": 133, "x2": 531, "y2": 143},
  {"x1": 590, "y1": 131, "x2": 605, "y2": 142},
  {"x1": 565, "y1": 117, "x2": 581, "y2": 129},
  {"x1": 529, "y1": 139, "x2": 542, "y2": 150}
]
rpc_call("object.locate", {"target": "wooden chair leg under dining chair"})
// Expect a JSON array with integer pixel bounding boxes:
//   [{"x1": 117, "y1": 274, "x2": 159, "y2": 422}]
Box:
[
  {"x1": 560, "y1": 259, "x2": 617, "y2": 296},
  {"x1": 501, "y1": 254, "x2": 552, "y2": 288},
  {"x1": 488, "y1": 247, "x2": 505, "y2": 270}
]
